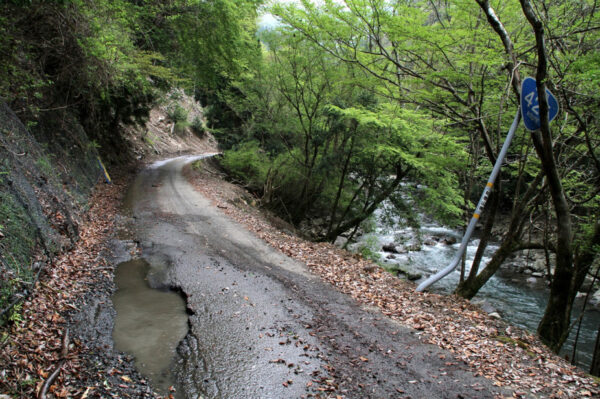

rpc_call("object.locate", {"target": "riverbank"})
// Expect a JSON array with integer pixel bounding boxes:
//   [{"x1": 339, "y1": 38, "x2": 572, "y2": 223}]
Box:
[
  {"x1": 361, "y1": 209, "x2": 600, "y2": 371},
  {"x1": 186, "y1": 157, "x2": 599, "y2": 398}
]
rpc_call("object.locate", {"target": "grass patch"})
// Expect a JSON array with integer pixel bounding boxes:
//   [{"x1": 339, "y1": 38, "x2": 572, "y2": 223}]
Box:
[
  {"x1": 144, "y1": 132, "x2": 157, "y2": 146},
  {"x1": 191, "y1": 115, "x2": 205, "y2": 137}
]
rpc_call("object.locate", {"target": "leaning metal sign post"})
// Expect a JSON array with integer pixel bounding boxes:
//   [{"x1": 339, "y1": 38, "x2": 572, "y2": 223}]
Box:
[{"x1": 416, "y1": 78, "x2": 558, "y2": 292}]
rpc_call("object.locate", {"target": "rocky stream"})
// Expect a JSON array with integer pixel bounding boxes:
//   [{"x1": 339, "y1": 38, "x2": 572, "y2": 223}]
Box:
[{"x1": 354, "y1": 204, "x2": 600, "y2": 372}]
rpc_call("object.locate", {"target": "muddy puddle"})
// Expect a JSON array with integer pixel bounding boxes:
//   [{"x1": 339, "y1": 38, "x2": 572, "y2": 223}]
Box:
[{"x1": 112, "y1": 258, "x2": 188, "y2": 396}]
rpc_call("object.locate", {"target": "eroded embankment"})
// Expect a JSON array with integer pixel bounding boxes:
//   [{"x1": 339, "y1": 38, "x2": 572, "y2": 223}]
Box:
[
  {"x1": 0, "y1": 177, "x2": 159, "y2": 398},
  {"x1": 0, "y1": 102, "x2": 101, "y2": 322}
]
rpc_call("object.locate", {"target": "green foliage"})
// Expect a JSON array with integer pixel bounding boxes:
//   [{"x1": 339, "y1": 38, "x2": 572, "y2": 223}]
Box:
[
  {"x1": 7, "y1": 303, "x2": 23, "y2": 326},
  {"x1": 191, "y1": 116, "x2": 205, "y2": 137},
  {"x1": 167, "y1": 104, "x2": 188, "y2": 124},
  {"x1": 174, "y1": 121, "x2": 189, "y2": 136},
  {"x1": 221, "y1": 141, "x2": 270, "y2": 191},
  {"x1": 165, "y1": 0, "x2": 262, "y2": 92},
  {"x1": 35, "y1": 156, "x2": 54, "y2": 177},
  {"x1": 356, "y1": 235, "x2": 381, "y2": 263}
]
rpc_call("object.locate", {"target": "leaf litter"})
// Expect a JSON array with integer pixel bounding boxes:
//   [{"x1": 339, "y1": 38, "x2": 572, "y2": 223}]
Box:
[
  {"x1": 0, "y1": 177, "x2": 166, "y2": 398},
  {"x1": 186, "y1": 162, "x2": 599, "y2": 399}
]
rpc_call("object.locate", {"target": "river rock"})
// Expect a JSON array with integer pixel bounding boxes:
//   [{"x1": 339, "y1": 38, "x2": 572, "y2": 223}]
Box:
[
  {"x1": 442, "y1": 236, "x2": 457, "y2": 245},
  {"x1": 424, "y1": 238, "x2": 437, "y2": 246},
  {"x1": 531, "y1": 272, "x2": 544, "y2": 278},
  {"x1": 590, "y1": 290, "x2": 600, "y2": 307},
  {"x1": 395, "y1": 266, "x2": 422, "y2": 281},
  {"x1": 526, "y1": 277, "x2": 538, "y2": 284},
  {"x1": 533, "y1": 259, "x2": 547, "y2": 272},
  {"x1": 472, "y1": 300, "x2": 497, "y2": 315},
  {"x1": 406, "y1": 241, "x2": 422, "y2": 252},
  {"x1": 386, "y1": 254, "x2": 396, "y2": 259},
  {"x1": 334, "y1": 236, "x2": 348, "y2": 248},
  {"x1": 382, "y1": 243, "x2": 399, "y2": 253}
]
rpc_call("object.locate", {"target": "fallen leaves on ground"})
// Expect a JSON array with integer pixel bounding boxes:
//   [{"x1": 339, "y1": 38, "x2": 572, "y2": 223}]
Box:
[
  {"x1": 0, "y1": 178, "x2": 149, "y2": 398},
  {"x1": 187, "y1": 164, "x2": 599, "y2": 399}
]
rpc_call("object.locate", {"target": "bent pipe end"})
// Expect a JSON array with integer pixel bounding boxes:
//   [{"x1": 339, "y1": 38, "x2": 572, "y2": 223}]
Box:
[{"x1": 416, "y1": 257, "x2": 461, "y2": 292}]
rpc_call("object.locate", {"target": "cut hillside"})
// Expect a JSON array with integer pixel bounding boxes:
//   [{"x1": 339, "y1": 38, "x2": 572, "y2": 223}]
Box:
[{"x1": 0, "y1": 90, "x2": 215, "y2": 325}]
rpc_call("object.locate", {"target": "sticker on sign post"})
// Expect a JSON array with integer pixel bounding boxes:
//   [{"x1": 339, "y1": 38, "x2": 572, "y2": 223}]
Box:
[{"x1": 521, "y1": 77, "x2": 559, "y2": 131}]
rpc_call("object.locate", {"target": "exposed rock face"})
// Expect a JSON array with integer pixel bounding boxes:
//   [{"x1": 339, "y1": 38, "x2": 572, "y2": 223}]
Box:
[{"x1": 0, "y1": 101, "x2": 98, "y2": 279}]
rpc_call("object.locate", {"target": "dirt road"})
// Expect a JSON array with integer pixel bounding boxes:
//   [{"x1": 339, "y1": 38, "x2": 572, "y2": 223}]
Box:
[{"x1": 120, "y1": 155, "x2": 505, "y2": 398}]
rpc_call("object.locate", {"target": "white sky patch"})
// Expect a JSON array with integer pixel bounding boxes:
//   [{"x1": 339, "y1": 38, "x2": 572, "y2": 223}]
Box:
[
  {"x1": 259, "y1": 0, "x2": 347, "y2": 30},
  {"x1": 258, "y1": 13, "x2": 280, "y2": 29}
]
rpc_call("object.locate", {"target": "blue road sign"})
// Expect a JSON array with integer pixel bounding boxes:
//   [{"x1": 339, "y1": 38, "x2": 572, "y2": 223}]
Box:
[{"x1": 521, "y1": 77, "x2": 559, "y2": 131}]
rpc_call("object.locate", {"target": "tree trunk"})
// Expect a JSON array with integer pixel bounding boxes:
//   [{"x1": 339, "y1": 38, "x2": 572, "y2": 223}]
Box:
[
  {"x1": 324, "y1": 164, "x2": 407, "y2": 242},
  {"x1": 519, "y1": 0, "x2": 576, "y2": 352},
  {"x1": 455, "y1": 172, "x2": 543, "y2": 298},
  {"x1": 591, "y1": 325, "x2": 600, "y2": 377}
]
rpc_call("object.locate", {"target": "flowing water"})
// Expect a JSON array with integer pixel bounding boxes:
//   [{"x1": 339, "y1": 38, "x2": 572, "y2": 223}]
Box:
[
  {"x1": 355, "y1": 206, "x2": 600, "y2": 371},
  {"x1": 112, "y1": 258, "x2": 189, "y2": 395}
]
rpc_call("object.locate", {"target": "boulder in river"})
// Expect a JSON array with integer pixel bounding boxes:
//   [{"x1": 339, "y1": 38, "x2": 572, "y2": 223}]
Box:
[
  {"x1": 423, "y1": 238, "x2": 437, "y2": 246},
  {"x1": 395, "y1": 266, "x2": 422, "y2": 281},
  {"x1": 406, "y1": 241, "x2": 422, "y2": 252},
  {"x1": 382, "y1": 243, "x2": 398, "y2": 253},
  {"x1": 442, "y1": 236, "x2": 457, "y2": 245},
  {"x1": 590, "y1": 290, "x2": 600, "y2": 308}
]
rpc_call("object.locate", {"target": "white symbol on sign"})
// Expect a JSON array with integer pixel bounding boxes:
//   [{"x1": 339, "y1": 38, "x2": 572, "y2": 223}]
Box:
[{"x1": 524, "y1": 91, "x2": 539, "y2": 116}]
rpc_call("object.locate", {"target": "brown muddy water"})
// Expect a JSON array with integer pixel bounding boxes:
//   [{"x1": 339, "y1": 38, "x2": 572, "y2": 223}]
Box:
[{"x1": 112, "y1": 258, "x2": 188, "y2": 396}]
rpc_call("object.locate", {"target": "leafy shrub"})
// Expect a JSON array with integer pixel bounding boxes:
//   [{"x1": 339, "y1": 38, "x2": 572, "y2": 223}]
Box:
[
  {"x1": 356, "y1": 235, "x2": 381, "y2": 262},
  {"x1": 191, "y1": 115, "x2": 205, "y2": 136},
  {"x1": 221, "y1": 141, "x2": 270, "y2": 191},
  {"x1": 174, "y1": 121, "x2": 189, "y2": 135},
  {"x1": 167, "y1": 104, "x2": 188, "y2": 123}
]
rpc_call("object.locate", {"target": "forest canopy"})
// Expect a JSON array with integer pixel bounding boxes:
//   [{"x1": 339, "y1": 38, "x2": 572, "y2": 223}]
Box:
[{"x1": 216, "y1": 0, "x2": 599, "y2": 354}]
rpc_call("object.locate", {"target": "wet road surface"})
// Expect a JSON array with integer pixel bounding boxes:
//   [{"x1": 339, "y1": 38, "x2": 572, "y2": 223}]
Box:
[{"x1": 119, "y1": 154, "x2": 506, "y2": 398}]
